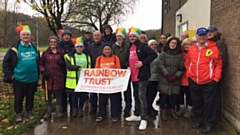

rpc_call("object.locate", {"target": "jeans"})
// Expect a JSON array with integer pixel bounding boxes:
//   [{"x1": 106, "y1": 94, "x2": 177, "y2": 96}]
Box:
[
  {"x1": 46, "y1": 90, "x2": 63, "y2": 112},
  {"x1": 71, "y1": 92, "x2": 86, "y2": 110},
  {"x1": 132, "y1": 80, "x2": 148, "y2": 120},
  {"x1": 160, "y1": 94, "x2": 178, "y2": 109}
]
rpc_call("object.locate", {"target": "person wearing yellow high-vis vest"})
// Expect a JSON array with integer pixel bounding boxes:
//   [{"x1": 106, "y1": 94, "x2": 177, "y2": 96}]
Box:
[{"x1": 64, "y1": 37, "x2": 91, "y2": 118}]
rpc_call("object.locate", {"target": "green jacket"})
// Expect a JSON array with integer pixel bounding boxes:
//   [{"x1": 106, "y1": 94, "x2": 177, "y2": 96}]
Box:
[
  {"x1": 112, "y1": 41, "x2": 129, "y2": 69},
  {"x1": 157, "y1": 50, "x2": 184, "y2": 95}
]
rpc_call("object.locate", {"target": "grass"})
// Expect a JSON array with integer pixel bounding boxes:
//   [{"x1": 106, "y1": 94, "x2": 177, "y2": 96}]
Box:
[
  {"x1": 0, "y1": 68, "x2": 46, "y2": 135},
  {"x1": 0, "y1": 46, "x2": 48, "y2": 53}
]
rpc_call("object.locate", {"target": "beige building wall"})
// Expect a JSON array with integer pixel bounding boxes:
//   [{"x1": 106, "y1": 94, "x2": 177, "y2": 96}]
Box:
[{"x1": 175, "y1": 0, "x2": 211, "y2": 38}]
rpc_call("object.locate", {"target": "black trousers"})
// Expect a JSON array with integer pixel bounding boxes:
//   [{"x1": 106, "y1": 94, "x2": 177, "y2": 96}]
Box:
[
  {"x1": 98, "y1": 93, "x2": 121, "y2": 118},
  {"x1": 13, "y1": 79, "x2": 37, "y2": 114},
  {"x1": 90, "y1": 93, "x2": 98, "y2": 110},
  {"x1": 189, "y1": 78, "x2": 217, "y2": 126},
  {"x1": 146, "y1": 81, "x2": 158, "y2": 114},
  {"x1": 62, "y1": 91, "x2": 71, "y2": 110},
  {"x1": 160, "y1": 94, "x2": 178, "y2": 109},
  {"x1": 216, "y1": 82, "x2": 222, "y2": 121},
  {"x1": 178, "y1": 85, "x2": 192, "y2": 106}
]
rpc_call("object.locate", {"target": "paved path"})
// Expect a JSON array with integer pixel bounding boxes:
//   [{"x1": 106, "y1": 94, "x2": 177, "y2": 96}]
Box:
[{"x1": 23, "y1": 102, "x2": 237, "y2": 135}]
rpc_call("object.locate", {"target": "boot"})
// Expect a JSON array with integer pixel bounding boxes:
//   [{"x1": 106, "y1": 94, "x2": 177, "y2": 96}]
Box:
[
  {"x1": 72, "y1": 109, "x2": 78, "y2": 118},
  {"x1": 171, "y1": 109, "x2": 179, "y2": 120},
  {"x1": 78, "y1": 110, "x2": 83, "y2": 118},
  {"x1": 160, "y1": 109, "x2": 167, "y2": 121}
]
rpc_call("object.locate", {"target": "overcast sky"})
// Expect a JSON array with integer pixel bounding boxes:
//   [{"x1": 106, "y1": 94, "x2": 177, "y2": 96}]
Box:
[
  {"x1": 8, "y1": 0, "x2": 162, "y2": 31},
  {"x1": 118, "y1": 0, "x2": 162, "y2": 30}
]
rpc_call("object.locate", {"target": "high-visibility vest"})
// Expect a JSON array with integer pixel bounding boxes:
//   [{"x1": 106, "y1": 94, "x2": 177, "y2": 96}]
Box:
[{"x1": 64, "y1": 53, "x2": 91, "y2": 89}]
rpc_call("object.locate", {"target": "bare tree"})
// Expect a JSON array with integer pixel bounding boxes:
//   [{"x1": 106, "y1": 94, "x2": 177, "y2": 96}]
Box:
[
  {"x1": 71, "y1": 0, "x2": 139, "y2": 32},
  {"x1": 20, "y1": 0, "x2": 78, "y2": 35}
]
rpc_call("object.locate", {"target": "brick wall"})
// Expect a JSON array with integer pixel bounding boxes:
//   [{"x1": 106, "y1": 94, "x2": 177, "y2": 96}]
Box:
[
  {"x1": 161, "y1": 0, "x2": 187, "y2": 36},
  {"x1": 211, "y1": 0, "x2": 240, "y2": 132}
]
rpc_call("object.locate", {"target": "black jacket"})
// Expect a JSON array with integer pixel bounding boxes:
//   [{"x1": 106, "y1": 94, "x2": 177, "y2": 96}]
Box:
[
  {"x1": 2, "y1": 40, "x2": 39, "y2": 83},
  {"x1": 127, "y1": 40, "x2": 157, "y2": 81},
  {"x1": 88, "y1": 41, "x2": 105, "y2": 68}
]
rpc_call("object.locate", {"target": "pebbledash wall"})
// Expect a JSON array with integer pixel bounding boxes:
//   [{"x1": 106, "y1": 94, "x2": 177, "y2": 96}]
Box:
[{"x1": 162, "y1": 0, "x2": 240, "y2": 132}]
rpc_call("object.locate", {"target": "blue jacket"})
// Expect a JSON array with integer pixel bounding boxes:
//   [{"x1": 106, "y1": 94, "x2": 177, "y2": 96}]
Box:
[{"x1": 2, "y1": 40, "x2": 39, "y2": 83}]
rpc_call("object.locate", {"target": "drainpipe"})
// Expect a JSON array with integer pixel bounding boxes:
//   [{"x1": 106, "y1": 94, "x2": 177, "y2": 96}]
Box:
[{"x1": 161, "y1": 0, "x2": 164, "y2": 34}]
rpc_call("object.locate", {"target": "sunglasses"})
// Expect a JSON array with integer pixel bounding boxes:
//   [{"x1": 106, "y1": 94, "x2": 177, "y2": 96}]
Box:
[{"x1": 76, "y1": 46, "x2": 83, "y2": 48}]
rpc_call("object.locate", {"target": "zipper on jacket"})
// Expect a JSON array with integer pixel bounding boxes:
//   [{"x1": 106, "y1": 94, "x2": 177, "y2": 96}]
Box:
[{"x1": 196, "y1": 51, "x2": 201, "y2": 83}]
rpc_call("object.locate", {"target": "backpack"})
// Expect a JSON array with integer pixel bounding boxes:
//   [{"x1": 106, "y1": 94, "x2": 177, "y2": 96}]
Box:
[{"x1": 98, "y1": 55, "x2": 117, "y2": 65}]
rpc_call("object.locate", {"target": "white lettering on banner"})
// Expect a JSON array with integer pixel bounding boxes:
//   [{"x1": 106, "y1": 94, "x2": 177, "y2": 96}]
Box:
[{"x1": 75, "y1": 69, "x2": 131, "y2": 94}]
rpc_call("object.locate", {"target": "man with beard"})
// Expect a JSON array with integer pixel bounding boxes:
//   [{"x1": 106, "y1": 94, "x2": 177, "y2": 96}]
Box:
[{"x1": 83, "y1": 29, "x2": 94, "y2": 54}]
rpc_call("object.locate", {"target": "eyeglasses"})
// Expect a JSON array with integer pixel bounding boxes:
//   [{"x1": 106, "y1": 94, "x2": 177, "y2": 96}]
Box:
[{"x1": 76, "y1": 46, "x2": 83, "y2": 48}]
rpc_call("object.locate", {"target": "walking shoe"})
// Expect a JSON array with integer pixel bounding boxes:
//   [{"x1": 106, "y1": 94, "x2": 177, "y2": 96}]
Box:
[
  {"x1": 112, "y1": 117, "x2": 118, "y2": 123},
  {"x1": 16, "y1": 113, "x2": 23, "y2": 123},
  {"x1": 183, "y1": 110, "x2": 194, "y2": 118},
  {"x1": 56, "y1": 111, "x2": 63, "y2": 118},
  {"x1": 96, "y1": 117, "x2": 104, "y2": 123},
  {"x1": 27, "y1": 112, "x2": 35, "y2": 120},
  {"x1": 176, "y1": 108, "x2": 185, "y2": 116},
  {"x1": 139, "y1": 120, "x2": 147, "y2": 130},
  {"x1": 78, "y1": 110, "x2": 83, "y2": 118},
  {"x1": 43, "y1": 112, "x2": 51, "y2": 119},
  {"x1": 125, "y1": 115, "x2": 141, "y2": 121},
  {"x1": 72, "y1": 109, "x2": 78, "y2": 118}
]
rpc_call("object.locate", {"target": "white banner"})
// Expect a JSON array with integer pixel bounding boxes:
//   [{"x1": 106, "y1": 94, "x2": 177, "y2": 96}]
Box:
[{"x1": 75, "y1": 69, "x2": 131, "y2": 93}]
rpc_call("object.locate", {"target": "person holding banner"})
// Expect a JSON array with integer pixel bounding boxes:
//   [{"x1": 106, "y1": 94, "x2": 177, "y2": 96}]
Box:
[
  {"x1": 39, "y1": 36, "x2": 65, "y2": 119},
  {"x1": 64, "y1": 37, "x2": 91, "y2": 118},
  {"x1": 125, "y1": 27, "x2": 157, "y2": 130},
  {"x1": 95, "y1": 42, "x2": 121, "y2": 123},
  {"x1": 112, "y1": 28, "x2": 132, "y2": 117},
  {"x1": 88, "y1": 31, "x2": 105, "y2": 114}
]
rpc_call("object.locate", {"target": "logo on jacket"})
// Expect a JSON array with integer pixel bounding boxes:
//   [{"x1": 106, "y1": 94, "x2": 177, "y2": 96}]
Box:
[{"x1": 206, "y1": 49, "x2": 213, "y2": 56}]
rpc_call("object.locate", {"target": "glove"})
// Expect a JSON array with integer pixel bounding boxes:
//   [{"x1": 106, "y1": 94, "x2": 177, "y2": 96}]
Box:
[
  {"x1": 57, "y1": 59, "x2": 65, "y2": 66},
  {"x1": 171, "y1": 75, "x2": 177, "y2": 82},
  {"x1": 41, "y1": 71, "x2": 50, "y2": 80},
  {"x1": 166, "y1": 75, "x2": 177, "y2": 82},
  {"x1": 167, "y1": 75, "x2": 173, "y2": 82}
]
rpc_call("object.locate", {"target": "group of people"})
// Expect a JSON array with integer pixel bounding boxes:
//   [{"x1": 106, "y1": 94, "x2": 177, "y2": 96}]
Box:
[{"x1": 2, "y1": 24, "x2": 227, "y2": 133}]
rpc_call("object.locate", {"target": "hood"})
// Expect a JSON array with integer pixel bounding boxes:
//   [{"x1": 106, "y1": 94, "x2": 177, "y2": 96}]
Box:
[{"x1": 103, "y1": 24, "x2": 113, "y2": 35}]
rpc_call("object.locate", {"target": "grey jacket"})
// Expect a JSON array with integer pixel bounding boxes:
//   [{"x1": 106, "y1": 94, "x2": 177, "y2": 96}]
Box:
[
  {"x1": 149, "y1": 52, "x2": 160, "y2": 81},
  {"x1": 157, "y1": 50, "x2": 184, "y2": 95}
]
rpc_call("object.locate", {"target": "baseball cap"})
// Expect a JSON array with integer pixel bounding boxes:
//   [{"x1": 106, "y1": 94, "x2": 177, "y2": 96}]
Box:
[
  {"x1": 207, "y1": 25, "x2": 218, "y2": 31},
  {"x1": 196, "y1": 27, "x2": 208, "y2": 35}
]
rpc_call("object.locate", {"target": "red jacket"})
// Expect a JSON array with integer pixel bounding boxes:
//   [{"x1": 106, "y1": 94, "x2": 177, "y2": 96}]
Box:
[
  {"x1": 181, "y1": 51, "x2": 189, "y2": 86},
  {"x1": 187, "y1": 41, "x2": 222, "y2": 84}
]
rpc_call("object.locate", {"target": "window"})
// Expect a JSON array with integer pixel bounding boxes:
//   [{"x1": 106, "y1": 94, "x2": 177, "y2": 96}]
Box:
[{"x1": 178, "y1": 22, "x2": 188, "y2": 37}]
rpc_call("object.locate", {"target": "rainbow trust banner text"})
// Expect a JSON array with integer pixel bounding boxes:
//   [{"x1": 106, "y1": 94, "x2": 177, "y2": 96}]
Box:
[{"x1": 75, "y1": 69, "x2": 131, "y2": 93}]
